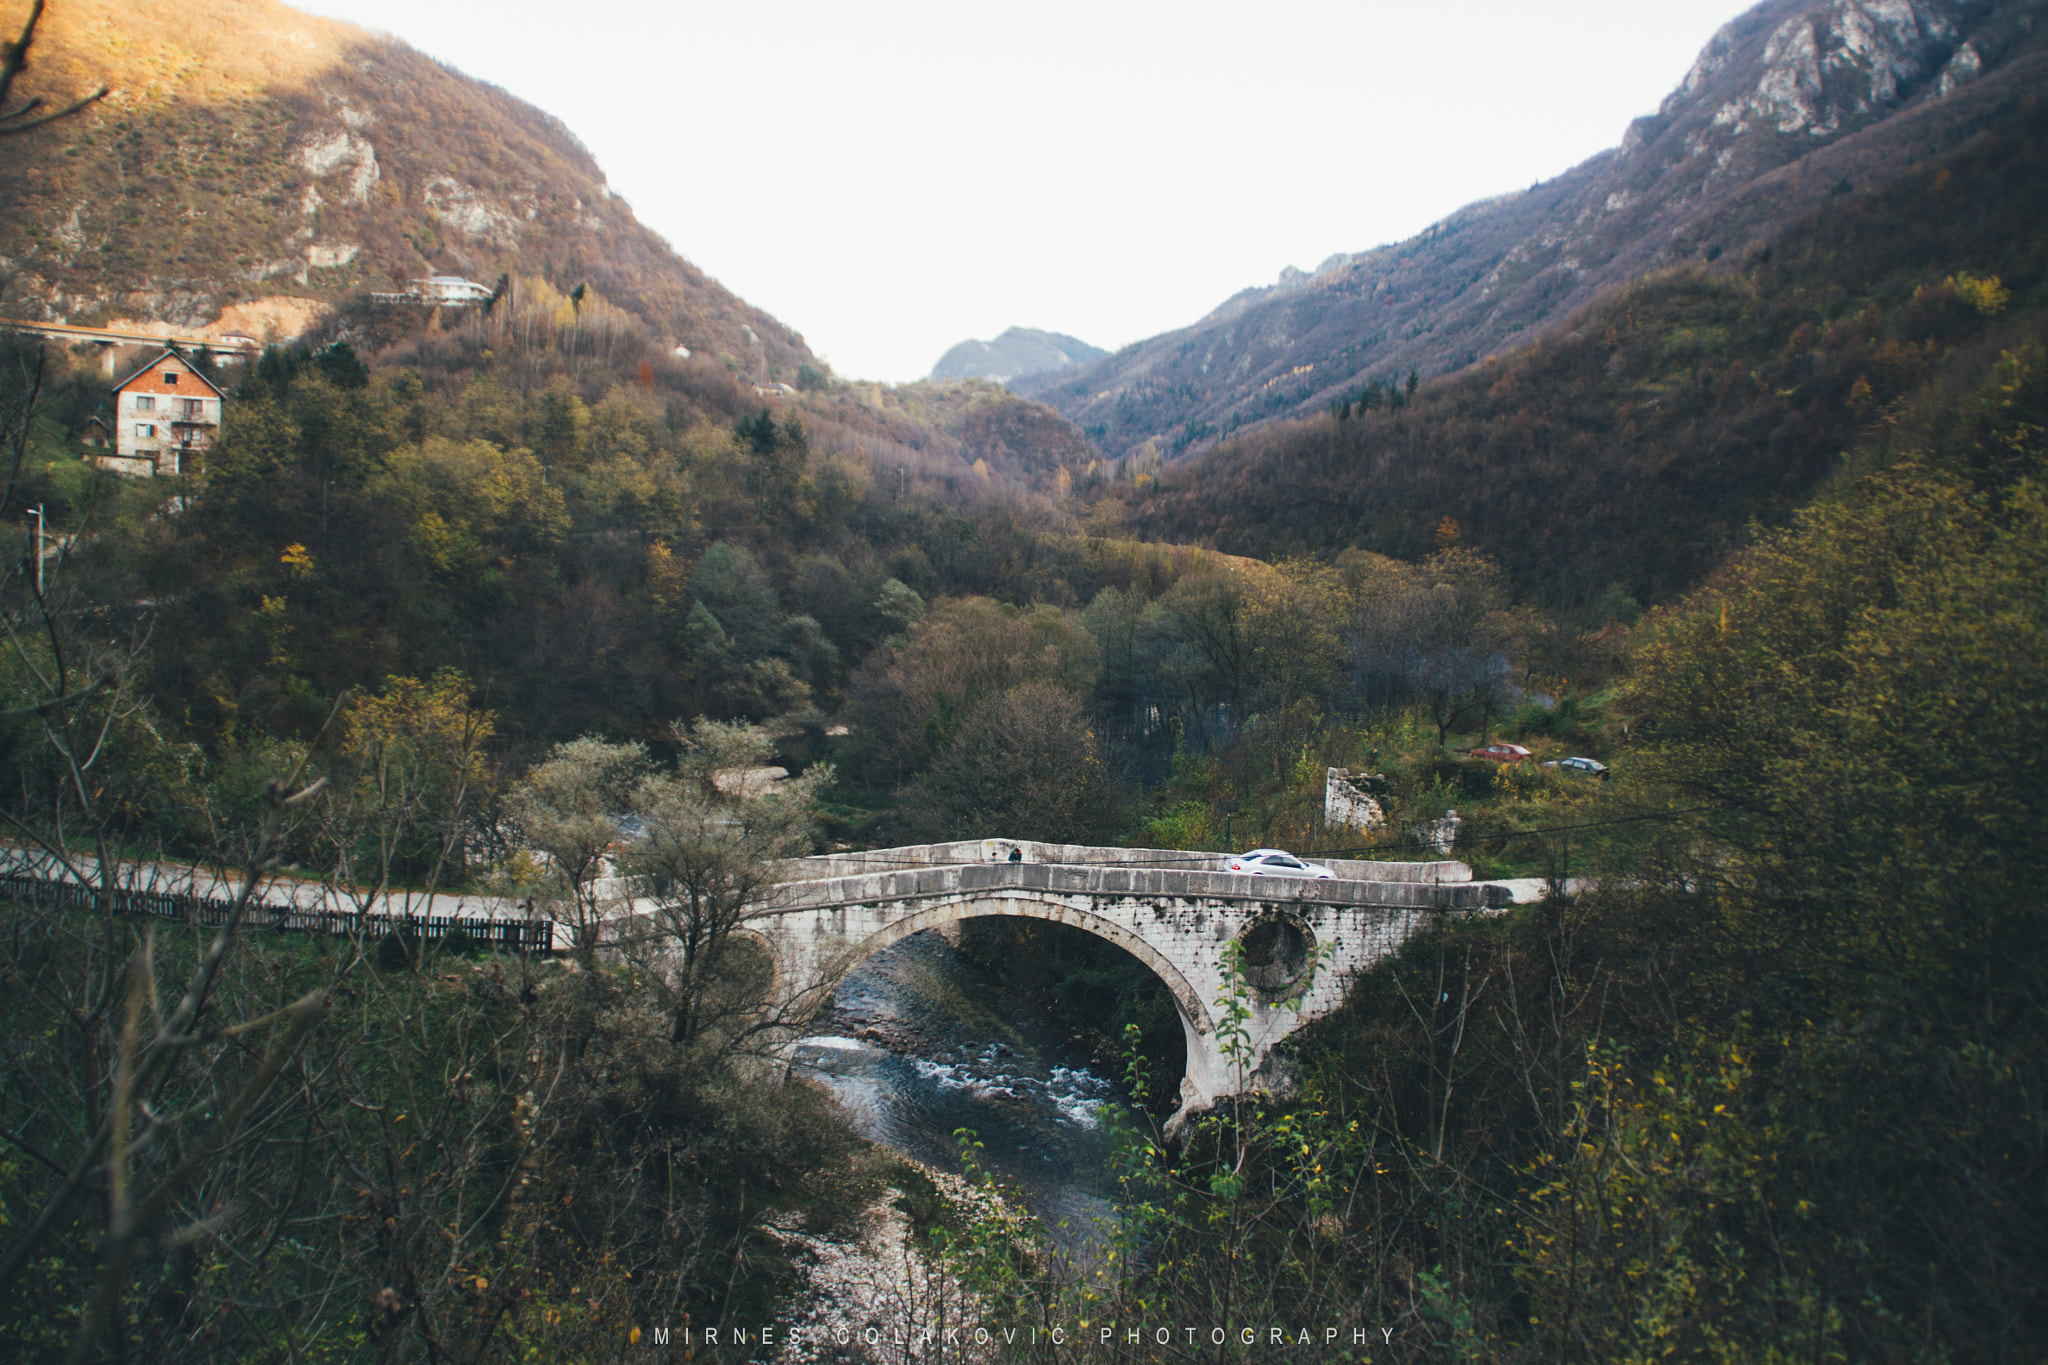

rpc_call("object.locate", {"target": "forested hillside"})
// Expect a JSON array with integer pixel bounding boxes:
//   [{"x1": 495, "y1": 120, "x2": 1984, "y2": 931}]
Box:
[
  {"x1": 1023, "y1": 0, "x2": 2044, "y2": 461},
  {"x1": 1105, "y1": 81, "x2": 2048, "y2": 609},
  {"x1": 10, "y1": 348, "x2": 1106, "y2": 738},
  {"x1": 0, "y1": 0, "x2": 810, "y2": 372}
]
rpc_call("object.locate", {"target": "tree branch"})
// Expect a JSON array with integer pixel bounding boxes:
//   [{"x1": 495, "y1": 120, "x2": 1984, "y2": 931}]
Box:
[
  {"x1": 0, "y1": 86, "x2": 108, "y2": 136},
  {"x1": 0, "y1": 2, "x2": 108, "y2": 139},
  {"x1": 0, "y1": 672, "x2": 112, "y2": 720}
]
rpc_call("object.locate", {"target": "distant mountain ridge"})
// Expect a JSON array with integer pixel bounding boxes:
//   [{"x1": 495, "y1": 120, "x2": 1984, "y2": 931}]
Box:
[
  {"x1": 1020, "y1": 0, "x2": 2037, "y2": 458},
  {"x1": 0, "y1": 0, "x2": 811, "y2": 372},
  {"x1": 929, "y1": 326, "x2": 1105, "y2": 383}
]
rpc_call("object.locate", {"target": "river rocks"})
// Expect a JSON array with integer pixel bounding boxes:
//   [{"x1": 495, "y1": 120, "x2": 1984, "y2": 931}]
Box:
[{"x1": 767, "y1": 1163, "x2": 1002, "y2": 1364}]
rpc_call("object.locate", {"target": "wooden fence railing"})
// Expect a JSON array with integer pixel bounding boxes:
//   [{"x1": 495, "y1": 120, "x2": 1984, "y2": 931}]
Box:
[{"x1": 0, "y1": 871, "x2": 557, "y2": 955}]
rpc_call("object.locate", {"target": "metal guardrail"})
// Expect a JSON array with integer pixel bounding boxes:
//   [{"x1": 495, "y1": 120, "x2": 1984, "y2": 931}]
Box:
[{"x1": 0, "y1": 871, "x2": 557, "y2": 955}]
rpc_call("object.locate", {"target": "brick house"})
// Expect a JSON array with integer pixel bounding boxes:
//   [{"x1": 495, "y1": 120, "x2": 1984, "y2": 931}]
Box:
[{"x1": 107, "y1": 348, "x2": 223, "y2": 475}]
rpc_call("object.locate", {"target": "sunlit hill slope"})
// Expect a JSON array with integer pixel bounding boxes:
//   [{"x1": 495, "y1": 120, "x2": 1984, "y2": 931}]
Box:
[{"x1": 0, "y1": 0, "x2": 811, "y2": 373}]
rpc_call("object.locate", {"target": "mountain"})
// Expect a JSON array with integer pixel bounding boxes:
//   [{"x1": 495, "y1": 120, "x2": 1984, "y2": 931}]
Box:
[
  {"x1": 0, "y1": 0, "x2": 811, "y2": 372},
  {"x1": 1019, "y1": 0, "x2": 2038, "y2": 459},
  {"x1": 929, "y1": 326, "x2": 1105, "y2": 383},
  {"x1": 1100, "y1": 55, "x2": 2048, "y2": 610}
]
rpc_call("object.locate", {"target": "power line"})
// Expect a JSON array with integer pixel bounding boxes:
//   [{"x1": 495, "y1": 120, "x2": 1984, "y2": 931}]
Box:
[{"x1": 1303, "y1": 804, "x2": 1726, "y2": 860}]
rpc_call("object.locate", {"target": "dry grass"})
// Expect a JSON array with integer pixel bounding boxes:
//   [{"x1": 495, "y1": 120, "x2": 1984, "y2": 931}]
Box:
[{"x1": 3, "y1": 0, "x2": 363, "y2": 105}]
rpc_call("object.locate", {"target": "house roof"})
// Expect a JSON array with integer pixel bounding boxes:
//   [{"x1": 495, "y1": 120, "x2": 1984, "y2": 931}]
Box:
[{"x1": 111, "y1": 347, "x2": 226, "y2": 398}]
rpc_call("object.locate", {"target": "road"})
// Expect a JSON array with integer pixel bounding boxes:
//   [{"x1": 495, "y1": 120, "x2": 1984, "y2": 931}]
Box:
[{"x1": 0, "y1": 844, "x2": 539, "y2": 925}]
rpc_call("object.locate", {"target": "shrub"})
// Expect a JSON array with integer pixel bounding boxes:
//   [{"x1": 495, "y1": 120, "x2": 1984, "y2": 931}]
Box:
[
  {"x1": 438, "y1": 925, "x2": 481, "y2": 958},
  {"x1": 375, "y1": 924, "x2": 422, "y2": 970}
]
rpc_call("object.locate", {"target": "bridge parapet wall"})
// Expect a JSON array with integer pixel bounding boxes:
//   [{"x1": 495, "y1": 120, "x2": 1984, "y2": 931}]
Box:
[
  {"x1": 780, "y1": 842, "x2": 1470, "y2": 886},
  {"x1": 1320, "y1": 856, "x2": 1470, "y2": 884},
  {"x1": 755, "y1": 860, "x2": 1493, "y2": 916}
]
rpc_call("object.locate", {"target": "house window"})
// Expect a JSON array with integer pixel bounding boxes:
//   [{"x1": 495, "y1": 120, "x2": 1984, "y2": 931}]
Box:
[
  {"x1": 182, "y1": 399, "x2": 204, "y2": 418},
  {"x1": 134, "y1": 395, "x2": 154, "y2": 412},
  {"x1": 135, "y1": 423, "x2": 155, "y2": 438},
  {"x1": 163, "y1": 372, "x2": 179, "y2": 385}
]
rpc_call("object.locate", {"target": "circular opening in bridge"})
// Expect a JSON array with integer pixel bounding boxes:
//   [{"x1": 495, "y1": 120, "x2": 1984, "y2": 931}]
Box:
[{"x1": 1236, "y1": 914, "x2": 1312, "y2": 998}]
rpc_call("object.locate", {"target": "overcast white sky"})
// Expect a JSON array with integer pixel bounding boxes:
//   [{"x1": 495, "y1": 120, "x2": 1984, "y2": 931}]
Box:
[{"x1": 301, "y1": 0, "x2": 1761, "y2": 381}]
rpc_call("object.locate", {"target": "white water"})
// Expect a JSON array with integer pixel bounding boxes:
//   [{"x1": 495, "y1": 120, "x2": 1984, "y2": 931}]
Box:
[{"x1": 791, "y1": 931, "x2": 1132, "y2": 1253}]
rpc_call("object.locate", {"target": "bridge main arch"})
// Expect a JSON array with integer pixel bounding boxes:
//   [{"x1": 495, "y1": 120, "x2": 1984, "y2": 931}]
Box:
[
  {"x1": 834, "y1": 895, "x2": 1216, "y2": 1092},
  {"x1": 760, "y1": 884, "x2": 1258, "y2": 1119},
  {"x1": 829, "y1": 895, "x2": 1213, "y2": 1040}
]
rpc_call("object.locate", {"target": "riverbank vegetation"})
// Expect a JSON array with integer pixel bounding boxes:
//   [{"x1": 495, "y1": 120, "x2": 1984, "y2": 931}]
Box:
[
  {"x1": 0, "y1": 891, "x2": 900, "y2": 1360},
  {"x1": 0, "y1": 642, "x2": 898, "y2": 1360}
]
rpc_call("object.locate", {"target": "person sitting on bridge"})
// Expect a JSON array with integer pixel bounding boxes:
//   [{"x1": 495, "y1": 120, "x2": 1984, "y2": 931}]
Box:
[{"x1": 1008, "y1": 846, "x2": 1024, "y2": 863}]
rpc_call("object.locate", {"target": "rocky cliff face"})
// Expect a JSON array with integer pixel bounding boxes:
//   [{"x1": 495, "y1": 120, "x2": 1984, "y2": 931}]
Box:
[
  {"x1": 0, "y1": 0, "x2": 812, "y2": 371},
  {"x1": 928, "y1": 326, "x2": 1106, "y2": 384},
  {"x1": 1019, "y1": 0, "x2": 2040, "y2": 459}
]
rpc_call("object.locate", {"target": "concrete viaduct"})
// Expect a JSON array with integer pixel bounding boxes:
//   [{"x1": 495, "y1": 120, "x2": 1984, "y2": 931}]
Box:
[
  {"x1": 737, "y1": 841, "x2": 1509, "y2": 1128},
  {"x1": 0, "y1": 319, "x2": 257, "y2": 372}
]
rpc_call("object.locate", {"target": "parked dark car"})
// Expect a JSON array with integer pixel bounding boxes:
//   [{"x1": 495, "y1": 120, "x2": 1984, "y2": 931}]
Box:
[{"x1": 1542, "y1": 756, "x2": 1610, "y2": 777}]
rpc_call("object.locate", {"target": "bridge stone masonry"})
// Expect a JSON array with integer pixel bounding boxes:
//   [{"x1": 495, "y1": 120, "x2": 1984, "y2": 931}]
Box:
[{"x1": 740, "y1": 840, "x2": 1510, "y2": 1133}]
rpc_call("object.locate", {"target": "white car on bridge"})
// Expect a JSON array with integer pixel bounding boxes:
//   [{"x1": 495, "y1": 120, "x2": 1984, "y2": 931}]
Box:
[{"x1": 1225, "y1": 848, "x2": 1337, "y2": 879}]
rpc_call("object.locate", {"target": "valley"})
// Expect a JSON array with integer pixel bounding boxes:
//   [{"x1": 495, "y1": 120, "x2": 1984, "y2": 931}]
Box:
[{"x1": 1, "y1": 0, "x2": 2044, "y2": 1360}]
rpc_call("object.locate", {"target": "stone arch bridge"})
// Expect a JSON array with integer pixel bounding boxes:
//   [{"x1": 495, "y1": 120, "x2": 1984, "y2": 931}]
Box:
[{"x1": 738, "y1": 841, "x2": 1509, "y2": 1127}]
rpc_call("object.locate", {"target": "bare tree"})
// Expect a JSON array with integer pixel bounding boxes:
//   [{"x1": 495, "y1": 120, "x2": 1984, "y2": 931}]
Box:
[
  {"x1": 505, "y1": 735, "x2": 649, "y2": 965},
  {"x1": 1348, "y1": 548, "x2": 1517, "y2": 744},
  {"x1": 894, "y1": 681, "x2": 1121, "y2": 843},
  {"x1": 0, "y1": 754, "x2": 332, "y2": 1360},
  {"x1": 622, "y1": 717, "x2": 828, "y2": 1050}
]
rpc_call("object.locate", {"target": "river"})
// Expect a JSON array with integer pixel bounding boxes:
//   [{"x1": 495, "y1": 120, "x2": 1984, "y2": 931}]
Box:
[{"x1": 792, "y1": 930, "x2": 1134, "y2": 1258}]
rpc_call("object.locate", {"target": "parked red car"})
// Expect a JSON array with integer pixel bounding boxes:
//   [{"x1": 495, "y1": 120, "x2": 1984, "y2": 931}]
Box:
[{"x1": 1459, "y1": 742, "x2": 1533, "y2": 763}]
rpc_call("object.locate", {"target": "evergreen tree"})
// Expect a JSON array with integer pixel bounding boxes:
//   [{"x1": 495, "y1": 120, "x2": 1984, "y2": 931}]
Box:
[
  {"x1": 736, "y1": 408, "x2": 779, "y2": 455},
  {"x1": 312, "y1": 341, "x2": 369, "y2": 390}
]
